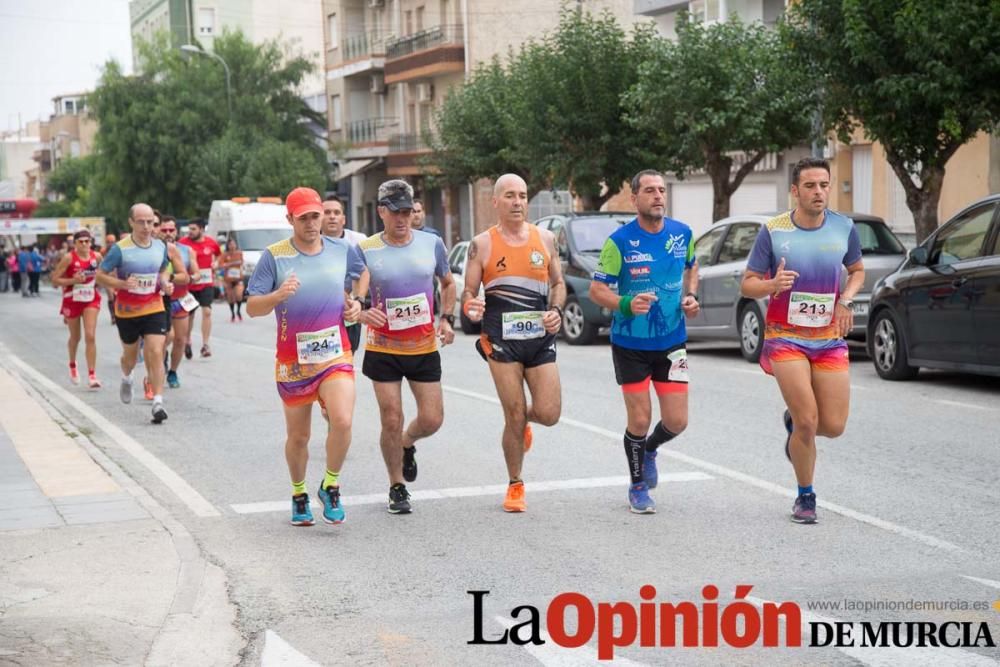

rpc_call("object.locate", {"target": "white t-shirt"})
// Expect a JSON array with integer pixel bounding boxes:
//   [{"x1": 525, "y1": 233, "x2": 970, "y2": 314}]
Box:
[{"x1": 326, "y1": 229, "x2": 367, "y2": 248}]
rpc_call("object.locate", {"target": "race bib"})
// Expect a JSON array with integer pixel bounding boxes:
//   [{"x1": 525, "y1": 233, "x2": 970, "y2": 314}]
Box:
[
  {"x1": 788, "y1": 291, "x2": 835, "y2": 327},
  {"x1": 72, "y1": 284, "x2": 95, "y2": 302},
  {"x1": 386, "y1": 293, "x2": 432, "y2": 331},
  {"x1": 130, "y1": 273, "x2": 158, "y2": 295},
  {"x1": 296, "y1": 326, "x2": 344, "y2": 365},
  {"x1": 196, "y1": 268, "x2": 213, "y2": 285},
  {"x1": 179, "y1": 293, "x2": 199, "y2": 312},
  {"x1": 667, "y1": 348, "x2": 689, "y2": 383},
  {"x1": 502, "y1": 311, "x2": 545, "y2": 340},
  {"x1": 226, "y1": 268, "x2": 241, "y2": 279}
]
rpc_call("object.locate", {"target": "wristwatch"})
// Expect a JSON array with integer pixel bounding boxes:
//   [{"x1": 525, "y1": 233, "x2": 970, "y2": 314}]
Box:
[
  {"x1": 686, "y1": 292, "x2": 699, "y2": 302},
  {"x1": 442, "y1": 314, "x2": 456, "y2": 326},
  {"x1": 839, "y1": 299, "x2": 854, "y2": 311}
]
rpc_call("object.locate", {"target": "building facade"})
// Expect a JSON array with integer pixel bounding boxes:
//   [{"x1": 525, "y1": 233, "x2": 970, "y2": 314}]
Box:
[{"x1": 23, "y1": 95, "x2": 99, "y2": 201}]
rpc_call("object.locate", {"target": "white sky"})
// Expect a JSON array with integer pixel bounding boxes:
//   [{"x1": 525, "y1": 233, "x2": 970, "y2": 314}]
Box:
[{"x1": 0, "y1": 0, "x2": 133, "y2": 134}]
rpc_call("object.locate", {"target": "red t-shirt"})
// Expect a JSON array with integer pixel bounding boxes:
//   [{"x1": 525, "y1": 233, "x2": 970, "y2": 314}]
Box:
[
  {"x1": 179, "y1": 235, "x2": 221, "y2": 292},
  {"x1": 60, "y1": 250, "x2": 101, "y2": 304}
]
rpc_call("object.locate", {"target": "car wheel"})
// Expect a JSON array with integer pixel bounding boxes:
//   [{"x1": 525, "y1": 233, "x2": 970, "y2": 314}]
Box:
[
  {"x1": 870, "y1": 309, "x2": 918, "y2": 380},
  {"x1": 459, "y1": 308, "x2": 480, "y2": 335},
  {"x1": 738, "y1": 301, "x2": 763, "y2": 363},
  {"x1": 562, "y1": 294, "x2": 597, "y2": 345}
]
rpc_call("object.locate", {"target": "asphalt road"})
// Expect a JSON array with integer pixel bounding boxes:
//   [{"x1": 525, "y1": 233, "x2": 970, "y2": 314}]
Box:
[{"x1": 2, "y1": 289, "x2": 999, "y2": 666}]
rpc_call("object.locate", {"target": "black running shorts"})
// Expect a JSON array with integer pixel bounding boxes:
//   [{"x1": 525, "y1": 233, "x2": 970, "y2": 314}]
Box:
[
  {"x1": 116, "y1": 311, "x2": 168, "y2": 344},
  {"x1": 477, "y1": 333, "x2": 557, "y2": 369},
  {"x1": 191, "y1": 287, "x2": 214, "y2": 308},
  {"x1": 362, "y1": 350, "x2": 441, "y2": 383},
  {"x1": 612, "y1": 343, "x2": 688, "y2": 386}
]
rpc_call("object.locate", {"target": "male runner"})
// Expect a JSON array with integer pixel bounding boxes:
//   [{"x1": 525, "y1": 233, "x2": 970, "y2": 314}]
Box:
[
  {"x1": 589, "y1": 169, "x2": 700, "y2": 514},
  {"x1": 51, "y1": 229, "x2": 103, "y2": 388},
  {"x1": 179, "y1": 218, "x2": 221, "y2": 358},
  {"x1": 462, "y1": 173, "x2": 564, "y2": 512},
  {"x1": 97, "y1": 203, "x2": 188, "y2": 423},
  {"x1": 741, "y1": 157, "x2": 864, "y2": 524},
  {"x1": 246, "y1": 187, "x2": 364, "y2": 526},
  {"x1": 322, "y1": 195, "x2": 367, "y2": 353},
  {"x1": 357, "y1": 179, "x2": 455, "y2": 514},
  {"x1": 159, "y1": 216, "x2": 199, "y2": 388}
]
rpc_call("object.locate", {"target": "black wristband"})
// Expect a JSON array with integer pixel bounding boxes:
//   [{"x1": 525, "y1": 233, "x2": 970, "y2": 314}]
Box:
[
  {"x1": 551, "y1": 304, "x2": 564, "y2": 318},
  {"x1": 686, "y1": 292, "x2": 699, "y2": 302},
  {"x1": 442, "y1": 314, "x2": 455, "y2": 326}
]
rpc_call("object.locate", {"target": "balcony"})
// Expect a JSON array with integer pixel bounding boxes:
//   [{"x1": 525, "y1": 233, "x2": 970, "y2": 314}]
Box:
[
  {"x1": 384, "y1": 25, "x2": 464, "y2": 84},
  {"x1": 347, "y1": 117, "x2": 399, "y2": 145},
  {"x1": 387, "y1": 133, "x2": 436, "y2": 176},
  {"x1": 328, "y1": 30, "x2": 388, "y2": 80}
]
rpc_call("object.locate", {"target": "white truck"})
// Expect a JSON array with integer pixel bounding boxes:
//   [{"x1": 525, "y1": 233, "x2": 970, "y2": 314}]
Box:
[{"x1": 206, "y1": 198, "x2": 291, "y2": 283}]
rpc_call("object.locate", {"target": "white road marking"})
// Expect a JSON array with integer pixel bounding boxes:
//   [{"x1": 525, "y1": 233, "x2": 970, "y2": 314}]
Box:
[
  {"x1": 932, "y1": 399, "x2": 993, "y2": 411},
  {"x1": 442, "y1": 385, "x2": 964, "y2": 552},
  {"x1": 1, "y1": 346, "x2": 220, "y2": 518},
  {"x1": 961, "y1": 575, "x2": 1000, "y2": 590},
  {"x1": 747, "y1": 595, "x2": 997, "y2": 667},
  {"x1": 494, "y1": 616, "x2": 649, "y2": 667},
  {"x1": 230, "y1": 473, "x2": 713, "y2": 514},
  {"x1": 261, "y1": 630, "x2": 322, "y2": 667}
]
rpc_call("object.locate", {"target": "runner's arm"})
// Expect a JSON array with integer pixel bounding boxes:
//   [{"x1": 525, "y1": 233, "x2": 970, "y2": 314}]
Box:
[
  {"x1": 841, "y1": 259, "x2": 864, "y2": 302},
  {"x1": 49, "y1": 254, "x2": 74, "y2": 287},
  {"x1": 438, "y1": 270, "x2": 456, "y2": 320},
  {"x1": 683, "y1": 264, "x2": 699, "y2": 297},
  {"x1": 461, "y1": 233, "x2": 487, "y2": 306},
  {"x1": 167, "y1": 246, "x2": 189, "y2": 285},
  {"x1": 541, "y1": 229, "x2": 566, "y2": 311}
]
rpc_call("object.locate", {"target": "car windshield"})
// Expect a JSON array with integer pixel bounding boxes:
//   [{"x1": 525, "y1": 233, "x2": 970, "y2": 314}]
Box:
[
  {"x1": 572, "y1": 216, "x2": 632, "y2": 252},
  {"x1": 855, "y1": 220, "x2": 905, "y2": 255},
  {"x1": 231, "y1": 229, "x2": 291, "y2": 251}
]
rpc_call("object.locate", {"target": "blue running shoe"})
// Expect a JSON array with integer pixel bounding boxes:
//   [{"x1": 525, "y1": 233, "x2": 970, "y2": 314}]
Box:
[
  {"x1": 167, "y1": 370, "x2": 180, "y2": 388},
  {"x1": 290, "y1": 493, "x2": 314, "y2": 526},
  {"x1": 783, "y1": 409, "x2": 793, "y2": 462},
  {"x1": 791, "y1": 492, "x2": 817, "y2": 524},
  {"x1": 318, "y1": 482, "x2": 345, "y2": 524},
  {"x1": 642, "y1": 449, "x2": 658, "y2": 489},
  {"x1": 628, "y1": 482, "x2": 656, "y2": 514}
]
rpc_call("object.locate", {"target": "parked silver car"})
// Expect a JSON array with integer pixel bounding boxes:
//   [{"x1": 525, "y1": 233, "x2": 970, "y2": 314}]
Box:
[{"x1": 685, "y1": 213, "x2": 907, "y2": 361}]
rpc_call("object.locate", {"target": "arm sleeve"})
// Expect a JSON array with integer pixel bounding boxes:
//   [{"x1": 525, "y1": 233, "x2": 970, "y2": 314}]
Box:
[
  {"x1": 433, "y1": 238, "x2": 450, "y2": 278},
  {"x1": 99, "y1": 244, "x2": 122, "y2": 273},
  {"x1": 745, "y1": 226, "x2": 774, "y2": 275},
  {"x1": 685, "y1": 232, "x2": 696, "y2": 268},
  {"x1": 592, "y1": 238, "x2": 622, "y2": 285},
  {"x1": 246, "y1": 250, "x2": 277, "y2": 296},
  {"x1": 844, "y1": 224, "x2": 862, "y2": 265}
]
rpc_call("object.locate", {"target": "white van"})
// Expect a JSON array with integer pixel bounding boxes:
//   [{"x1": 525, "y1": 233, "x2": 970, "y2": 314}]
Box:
[{"x1": 207, "y1": 198, "x2": 290, "y2": 280}]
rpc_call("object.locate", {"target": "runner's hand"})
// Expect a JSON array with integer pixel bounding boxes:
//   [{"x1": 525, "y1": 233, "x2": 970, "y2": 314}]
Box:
[
  {"x1": 344, "y1": 297, "x2": 362, "y2": 323},
  {"x1": 73, "y1": 271, "x2": 86, "y2": 284},
  {"x1": 542, "y1": 309, "x2": 562, "y2": 334},
  {"x1": 630, "y1": 292, "x2": 657, "y2": 315},
  {"x1": 835, "y1": 302, "x2": 853, "y2": 338},
  {"x1": 276, "y1": 274, "x2": 299, "y2": 302},
  {"x1": 361, "y1": 306, "x2": 387, "y2": 328},
  {"x1": 124, "y1": 275, "x2": 138, "y2": 291},
  {"x1": 437, "y1": 319, "x2": 455, "y2": 346},
  {"x1": 681, "y1": 294, "x2": 700, "y2": 317},
  {"x1": 771, "y1": 258, "x2": 799, "y2": 294},
  {"x1": 162, "y1": 281, "x2": 174, "y2": 297},
  {"x1": 463, "y1": 296, "x2": 486, "y2": 323}
]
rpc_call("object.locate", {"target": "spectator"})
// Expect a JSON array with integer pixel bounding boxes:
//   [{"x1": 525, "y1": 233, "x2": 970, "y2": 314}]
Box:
[
  {"x1": 0, "y1": 247, "x2": 8, "y2": 293},
  {"x1": 7, "y1": 249, "x2": 20, "y2": 294},
  {"x1": 28, "y1": 245, "x2": 44, "y2": 296}
]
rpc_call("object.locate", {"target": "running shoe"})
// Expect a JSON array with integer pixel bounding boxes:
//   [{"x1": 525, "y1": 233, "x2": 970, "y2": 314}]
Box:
[
  {"x1": 503, "y1": 481, "x2": 526, "y2": 513},
  {"x1": 237, "y1": 313, "x2": 243, "y2": 322},
  {"x1": 791, "y1": 493, "x2": 817, "y2": 524},
  {"x1": 643, "y1": 449, "x2": 658, "y2": 489},
  {"x1": 388, "y1": 483, "x2": 412, "y2": 514},
  {"x1": 69, "y1": 365, "x2": 80, "y2": 385},
  {"x1": 523, "y1": 424, "x2": 533, "y2": 453},
  {"x1": 290, "y1": 493, "x2": 314, "y2": 526},
  {"x1": 230, "y1": 314, "x2": 235, "y2": 323},
  {"x1": 317, "y1": 482, "x2": 345, "y2": 524},
  {"x1": 143, "y1": 376, "x2": 154, "y2": 401},
  {"x1": 119, "y1": 376, "x2": 134, "y2": 404},
  {"x1": 151, "y1": 400, "x2": 168, "y2": 424},
  {"x1": 783, "y1": 409, "x2": 793, "y2": 462},
  {"x1": 184, "y1": 343, "x2": 193, "y2": 360},
  {"x1": 167, "y1": 370, "x2": 180, "y2": 388},
  {"x1": 88, "y1": 373, "x2": 101, "y2": 389},
  {"x1": 402, "y1": 445, "x2": 417, "y2": 482},
  {"x1": 200, "y1": 344, "x2": 211, "y2": 358},
  {"x1": 628, "y1": 482, "x2": 656, "y2": 514}
]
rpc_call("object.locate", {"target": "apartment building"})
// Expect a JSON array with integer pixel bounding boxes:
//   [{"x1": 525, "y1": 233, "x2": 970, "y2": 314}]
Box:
[
  {"x1": 324, "y1": 0, "x2": 637, "y2": 242},
  {"x1": 23, "y1": 95, "x2": 99, "y2": 201},
  {"x1": 635, "y1": 0, "x2": 999, "y2": 236}
]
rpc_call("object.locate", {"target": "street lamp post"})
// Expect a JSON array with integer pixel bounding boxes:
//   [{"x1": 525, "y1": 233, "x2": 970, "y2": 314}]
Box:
[{"x1": 180, "y1": 44, "x2": 232, "y2": 121}]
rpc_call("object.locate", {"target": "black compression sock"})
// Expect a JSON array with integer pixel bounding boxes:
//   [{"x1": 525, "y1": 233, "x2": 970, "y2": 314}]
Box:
[
  {"x1": 624, "y1": 431, "x2": 646, "y2": 484},
  {"x1": 645, "y1": 422, "x2": 677, "y2": 452}
]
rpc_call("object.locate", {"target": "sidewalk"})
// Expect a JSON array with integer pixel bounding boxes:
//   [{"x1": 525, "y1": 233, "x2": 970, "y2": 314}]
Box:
[{"x1": 0, "y1": 365, "x2": 242, "y2": 665}]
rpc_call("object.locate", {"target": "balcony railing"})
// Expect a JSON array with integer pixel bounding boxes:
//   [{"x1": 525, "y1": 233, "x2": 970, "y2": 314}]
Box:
[
  {"x1": 342, "y1": 30, "x2": 390, "y2": 61},
  {"x1": 386, "y1": 24, "x2": 464, "y2": 60},
  {"x1": 388, "y1": 133, "x2": 431, "y2": 153},
  {"x1": 347, "y1": 117, "x2": 399, "y2": 144}
]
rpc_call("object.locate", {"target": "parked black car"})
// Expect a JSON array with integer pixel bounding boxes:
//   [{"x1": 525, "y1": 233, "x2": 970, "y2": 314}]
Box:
[
  {"x1": 534, "y1": 212, "x2": 634, "y2": 344},
  {"x1": 867, "y1": 194, "x2": 1000, "y2": 379}
]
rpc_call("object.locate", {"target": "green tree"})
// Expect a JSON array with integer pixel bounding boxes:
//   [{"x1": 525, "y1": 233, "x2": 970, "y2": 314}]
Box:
[
  {"x1": 88, "y1": 30, "x2": 327, "y2": 223},
  {"x1": 785, "y1": 0, "x2": 1000, "y2": 241},
  {"x1": 626, "y1": 15, "x2": 818, "y2": 223},
  {"x1": 35, "y1": 156, "x2": 96, "y2": 219}
]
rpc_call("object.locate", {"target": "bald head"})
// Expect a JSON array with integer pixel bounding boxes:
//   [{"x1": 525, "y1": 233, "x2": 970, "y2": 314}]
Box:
[
  {"x1": 129, "y1": 203, "x2": 154, "y2": 220},
  {"x1": 492, "y1": 173, "x2": 529, "y2": 225},
  {"x1": 493, "y1": 173, "x2": 527, "y2": 198}
]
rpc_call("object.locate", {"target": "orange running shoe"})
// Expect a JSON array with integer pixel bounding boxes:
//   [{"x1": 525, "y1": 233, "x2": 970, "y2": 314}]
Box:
[
  {"x1": 523, "y1": 424, "x2": 533, "y2": 453},
  {"x1": 143, "y1": 376, "x2": 154, "y2": 400},
  {"x1": 503, "y1": 481, "x2": 526, "y2": 513}
]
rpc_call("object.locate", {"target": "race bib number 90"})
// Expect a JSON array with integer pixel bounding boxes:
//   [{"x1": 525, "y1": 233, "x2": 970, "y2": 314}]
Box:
[
  {"x1": 386, "y1": 293, "x2": 432, "y2": 331},
  {"x1": 788, "y1": 291, "x2": 835, "y2": 327},
  {"x1": 502, "y1": 311, "x2": 545, "y2": 340},
  {"x1": 130, "y1": 273, "x2": 158, "y2": 295},
  {"x1": 72, "y1": 284, "x2": 95, "y2": 302},
  {"x1": 296, "y1": 327, "x2": 344, "y2": 365}
]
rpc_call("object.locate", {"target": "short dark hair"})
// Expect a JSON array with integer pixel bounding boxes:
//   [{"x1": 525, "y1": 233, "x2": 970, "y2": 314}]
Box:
[
  {"x1": 189, "y1": 217, "x2": 207, "y2": 228},
  {"x1": 323, "y1": 194, "x2": 343, "y2": 206},
  {"x1": 412, "y1": 198, "x2": 423, "y2": 206},
  {"x1": 791, "y1": 157, "x2": 831, "y2": 186},
  {"x1": 160, "y1": 214, "x2": 176, "y2": 224},
  {"x1": 630, "y1": 169, "x2": 665, "y2": 194}
]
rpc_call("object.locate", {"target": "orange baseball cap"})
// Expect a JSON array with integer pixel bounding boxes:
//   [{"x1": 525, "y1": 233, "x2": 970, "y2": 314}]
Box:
[{"x1": 286, "y1": 187, "x2": 323, "y2": 219}]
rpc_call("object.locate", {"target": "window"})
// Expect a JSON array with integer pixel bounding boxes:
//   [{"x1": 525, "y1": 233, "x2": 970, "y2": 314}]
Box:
[
  {"x1": 693, "y1": 226, "x2": 726, "y2": 267},
  {"x1": 64, "y1": 99, "x2": 74, "y2": 114},
  {"x1": 327, "y1": 13, "x2": 338, "y2": 49},
  {"x1": 330, "y1": 95, "x2": 342, "y2": 130},
  {"x1": 717, "y1": 223, "x2": 760, "y2": 264},
  {"x1": 932, "y1": 204, "x2": 996, "y2": 265},
  {"x1": 197, "y1": 7, "x2": 214, "y2": 35},
  {"x1": 440, "y1": 0, "x2": 450, "y2": 25},
  {"x1": 405, "y1": 10, "x2": 413, "y2": 35},
  {"x1": 854, "y1": 220, "x2": 905, "y2": 255},
  {"x1": 688, "y1": 0, "x2": 719, "y2": 23},
  {"x1": 416, "y1": 6, "x2": 425, "y2": 32}
]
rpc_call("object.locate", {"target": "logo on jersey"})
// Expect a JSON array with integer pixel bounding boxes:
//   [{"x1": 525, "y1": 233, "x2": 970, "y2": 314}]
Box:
[
  {"x1": 629, "y1": 266, "x2": 650, "y2": 277},
  {"x1": 623, "y1": 250, "x2": 654, "y2": 264},
  {"x1": 496, "y1": 256, "x2": 507, "y2": 271},
  {"x1": 529, "y1": 250, "x2": 544, "y2": 267},
  {"x1": 629, "y1": 239, "x2": 641, "y2": 248},
  {"x1": 780, "y1": 240, "x2": 791, "y2": 254},
  {"x1": 666, "y1": 233, "x2": 687, "y2": 258}
]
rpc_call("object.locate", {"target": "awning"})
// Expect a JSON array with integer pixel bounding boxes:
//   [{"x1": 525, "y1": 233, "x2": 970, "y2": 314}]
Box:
[{"x1": 335, "y1": 159, "x2": 377, "y2": 182}]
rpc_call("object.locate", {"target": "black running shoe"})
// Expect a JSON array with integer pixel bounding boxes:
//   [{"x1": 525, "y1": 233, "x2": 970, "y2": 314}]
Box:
[
  {"x1": 388, "y1": 483, "x2": 412, "y2": 514},
  {"x1": 151, "y1": 401, "x2": 168, "y2": 424},
  {"x1": 402, "y1": 445, "x2": 417, "y2": 482},
  {"x1": 184, "y1": 343, "x2": 193, "y2": 360},
  {"x1": 783, "y1": 409, "x2": 793, "y2": 462}
]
